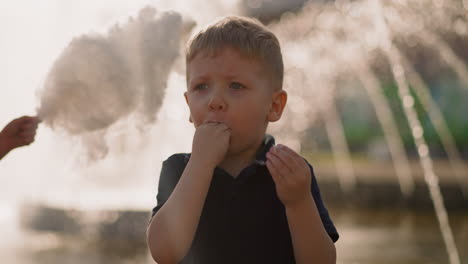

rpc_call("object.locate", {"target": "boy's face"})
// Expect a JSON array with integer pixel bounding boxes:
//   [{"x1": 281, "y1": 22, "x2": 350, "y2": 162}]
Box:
[{"x1": 185, "y1": 47, "x2": 285, "y2": 155}]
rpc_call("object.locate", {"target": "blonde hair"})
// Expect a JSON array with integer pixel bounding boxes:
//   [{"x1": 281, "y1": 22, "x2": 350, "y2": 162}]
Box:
[{"x1": 186, "y1": 16, "x2": 283, "y2": 90}]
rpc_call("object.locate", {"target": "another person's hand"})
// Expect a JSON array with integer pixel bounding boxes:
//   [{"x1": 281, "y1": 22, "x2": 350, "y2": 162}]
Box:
[
  {"x1": 0, "y1": 116, "x2": 40, "y2": 160},
  {"x1": 191, "y1": 121, "x2": 231, "y2": 168},
  {"x1": 266, "y1": 144, "x2": 312, "y2": 207}
]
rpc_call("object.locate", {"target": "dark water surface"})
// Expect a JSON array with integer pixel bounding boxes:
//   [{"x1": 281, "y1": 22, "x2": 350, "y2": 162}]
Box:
[
  {"x1": 333, "y1": 207, "x2": 468, "y2": 264},
  {"x1": 3, "y1": 207, "x2": 467, "y2": 263}
]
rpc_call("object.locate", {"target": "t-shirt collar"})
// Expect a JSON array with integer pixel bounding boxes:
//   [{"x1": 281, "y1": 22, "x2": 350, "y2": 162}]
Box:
[{"x1": 253, "y1": 134, "x2": 275, "y2": 166}]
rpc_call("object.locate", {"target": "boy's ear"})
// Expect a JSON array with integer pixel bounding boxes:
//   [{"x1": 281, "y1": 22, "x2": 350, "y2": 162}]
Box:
[
  {"x1": 184, "y1": 92, "x2": 193, "y2": 123},
  {"x1": 268, "y1": 90, "x2": 287, "y2": 122}
]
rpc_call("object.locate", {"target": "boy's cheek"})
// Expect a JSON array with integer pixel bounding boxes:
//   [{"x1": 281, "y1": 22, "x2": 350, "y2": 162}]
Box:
[{"x1": 188, "y1": 113, "x2": 202, "y2": 127}]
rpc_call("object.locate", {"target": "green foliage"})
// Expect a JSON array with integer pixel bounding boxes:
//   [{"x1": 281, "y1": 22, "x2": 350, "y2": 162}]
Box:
[{"x1": 337, "y1": 79, "x2": 468, "y2": 157}]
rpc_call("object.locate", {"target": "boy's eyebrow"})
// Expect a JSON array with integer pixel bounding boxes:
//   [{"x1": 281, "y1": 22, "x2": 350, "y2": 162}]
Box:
[
  {"x1": 188, "y1": 74, "x2": 208, "y2": 83},
  {"x1": 189, "y1": 72, "x2": 248, "y2": 83},
  {"x1": 224, "y1": 73, "x2": 243, "y2": 79}
]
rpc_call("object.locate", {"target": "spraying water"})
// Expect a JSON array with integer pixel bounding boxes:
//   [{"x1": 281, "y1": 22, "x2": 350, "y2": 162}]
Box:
[
  {"x1": 419, "y1": 30, "x2": 468, "y2": 88},
  {"x1": 318, "y1": 83, "x2": 357, "y2": 193},
  {"x1": 373, "y1": 1, "x2": 461, "y2": 263},
  {"x1": 400, "y1": 54, "x2": 468, "y2": 196},
  {"x1": 356, "y1": 64, "x2": 415, "y2": 197}
]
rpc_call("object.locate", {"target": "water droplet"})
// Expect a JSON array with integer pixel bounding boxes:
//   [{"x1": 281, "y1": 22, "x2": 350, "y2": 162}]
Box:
[
  {"x1": 412, "y1": 126, "x2": 423, "y2": 139},
  {"x1": 403, "y1": 95, "x2": 414, "y2": 108},
  {"x1": 394, "y1": 64, "x2": 405, "y2": 78},
  {"x1": 418, "y1": 144, "x2": 429, "y2": 157}
]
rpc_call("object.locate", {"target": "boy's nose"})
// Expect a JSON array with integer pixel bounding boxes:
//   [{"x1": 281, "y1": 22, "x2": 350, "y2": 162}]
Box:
[{"x1": 208, "y1": 93, "x2": 226, "y2": 111}]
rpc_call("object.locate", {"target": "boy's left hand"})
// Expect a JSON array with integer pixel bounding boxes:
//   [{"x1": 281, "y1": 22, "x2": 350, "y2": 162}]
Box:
[{"x1": 266, "y1": 144, "x2": 312, "y2": 208}]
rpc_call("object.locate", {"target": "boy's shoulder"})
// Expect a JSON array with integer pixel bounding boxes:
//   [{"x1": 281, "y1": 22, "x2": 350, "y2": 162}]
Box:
[
  {"x1": 162, "y1": 153, "x2": 191, "y2": 172},
  {"x1": 164, "y1": 152, "x2": 191, "y2": 164}
]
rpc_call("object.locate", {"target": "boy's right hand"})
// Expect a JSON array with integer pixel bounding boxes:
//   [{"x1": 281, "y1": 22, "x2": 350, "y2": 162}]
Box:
[{"x1": 190, "y1": 122, "x2": 231, "y2": 168}]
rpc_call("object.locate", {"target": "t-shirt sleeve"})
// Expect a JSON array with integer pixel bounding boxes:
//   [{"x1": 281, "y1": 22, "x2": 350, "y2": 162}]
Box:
[
  {"x1": 308, "y1": 162, "x2": 339, "y2": 243},
  {"x1": 151, "y1": 154, "x2": 187, "y2": 218}
]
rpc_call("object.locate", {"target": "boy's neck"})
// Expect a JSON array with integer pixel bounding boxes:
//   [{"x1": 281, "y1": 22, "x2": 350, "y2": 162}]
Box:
[{"x1": 218, "y1": 139, "x2": 263, "y2": 178}]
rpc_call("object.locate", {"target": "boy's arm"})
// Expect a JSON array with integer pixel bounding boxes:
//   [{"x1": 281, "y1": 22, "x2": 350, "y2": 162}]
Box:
[
  {"x1": 285, "y1": 194, "x2": 336, "y2": 264},
  {"x1": 266, "y1": 144, "x2": 336, "y2": 264},
  {"x1": 147, "y1": 122, "x2": 230, "y2": 264},
  {"x1": 147, "y1": 159, "x2": 216, "y2": 263}
]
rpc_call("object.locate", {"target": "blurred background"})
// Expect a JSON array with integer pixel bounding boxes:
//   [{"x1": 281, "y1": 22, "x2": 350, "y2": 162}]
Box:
[{"x1": 1, "y1": 0, "x2": 467, "y2": 263}]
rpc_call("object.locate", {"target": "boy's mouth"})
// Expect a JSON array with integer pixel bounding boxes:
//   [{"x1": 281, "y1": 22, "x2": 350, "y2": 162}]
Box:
[
  {"x1": 205, "y1": 120, "x2": 231, "y2": 130},
  {"x1": 205, "y1": 120, "x2": 226, "y2": 125}
]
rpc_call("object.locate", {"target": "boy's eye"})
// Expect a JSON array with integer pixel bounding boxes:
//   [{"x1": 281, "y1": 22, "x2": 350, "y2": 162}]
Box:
[
  {"x1": 195, "y1": 83, "x2": 208, "y2": 90},
  {"x1": 229, "y1": 82, "x2": 245, "y2": 90}
]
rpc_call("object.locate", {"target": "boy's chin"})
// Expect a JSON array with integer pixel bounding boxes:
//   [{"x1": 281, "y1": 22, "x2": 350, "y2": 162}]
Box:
[
  {"x1": 224, "y1": 141, "x2": 240, "y2": 156},
  {"x1": 225, "y1": 138, "x2": 259, "y2": 157}
]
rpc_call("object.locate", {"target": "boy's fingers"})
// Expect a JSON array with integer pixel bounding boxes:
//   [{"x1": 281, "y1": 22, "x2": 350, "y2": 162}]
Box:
[
  {"x1": 266, "y1": 159, "x2": 284, "y2": 185},
  {"x1": 267, "y1": 151, "x2": 292, "y2": 179},
  {"x1": 206, "y1": 121, "x2": 230, "y2": 132},
  {"x1": 278, "y1": 144, "x2": 302, "y2": 163},
  {"x1": 270, "y1": 147, "x2": 294, "y2": 173},
  {"x1": 279, "y1": 144, "x2": 310, "y2": 171},
  {"x1": 275, "y1": 146, "x2": 299, "y2": 169}
]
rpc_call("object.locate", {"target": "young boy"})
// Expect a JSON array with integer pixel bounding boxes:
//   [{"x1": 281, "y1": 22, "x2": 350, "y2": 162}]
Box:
[{"x1": 147, "y1": 16, "x2": 339, "y2": 264}]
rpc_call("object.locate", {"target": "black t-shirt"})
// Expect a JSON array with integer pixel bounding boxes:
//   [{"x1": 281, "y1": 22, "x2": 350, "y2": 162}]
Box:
[{"x1": 151, "y1": 135, "x2": 339, "y2": 264}]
